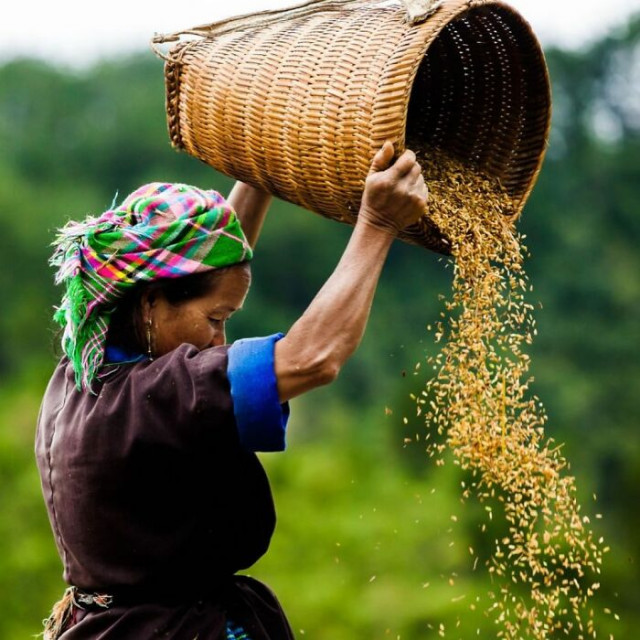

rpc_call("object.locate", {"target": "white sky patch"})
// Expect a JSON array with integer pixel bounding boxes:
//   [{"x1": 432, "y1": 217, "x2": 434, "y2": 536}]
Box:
[{"x1": 1, "y1": 0, "x2": 638, "y2": 66}]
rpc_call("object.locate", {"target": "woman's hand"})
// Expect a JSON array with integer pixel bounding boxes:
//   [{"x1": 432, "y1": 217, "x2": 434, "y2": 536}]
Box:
[{"x1": 358, "y1": 141, "x2": 428, "y2": 235}]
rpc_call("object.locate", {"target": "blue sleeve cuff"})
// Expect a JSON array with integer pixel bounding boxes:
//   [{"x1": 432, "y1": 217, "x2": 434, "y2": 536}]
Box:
[{"x1": 227, "y1": 333, "x2": 290, "y2": 452}]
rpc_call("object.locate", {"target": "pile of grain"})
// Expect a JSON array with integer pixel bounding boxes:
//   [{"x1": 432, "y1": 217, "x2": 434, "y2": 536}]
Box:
[{"x1": 414, "y1": 152, "x2": 606, "y2": 639}]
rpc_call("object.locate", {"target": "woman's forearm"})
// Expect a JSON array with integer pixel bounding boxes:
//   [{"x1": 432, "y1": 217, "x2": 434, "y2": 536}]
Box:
[
  {"x1": 273, "y1": 142, "x2": 428, "y2": 403},
  {"x1": 227, "y1": 182, "x2": 273, "y2": 249},
  {"x1": 274, "y1": 220, "x2": 394, "y2": 402}
]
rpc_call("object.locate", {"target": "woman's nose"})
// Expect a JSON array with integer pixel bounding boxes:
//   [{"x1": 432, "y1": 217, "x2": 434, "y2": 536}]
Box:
[{"x1": 211, "y1": 328, "x2": 226, "y2": 347}]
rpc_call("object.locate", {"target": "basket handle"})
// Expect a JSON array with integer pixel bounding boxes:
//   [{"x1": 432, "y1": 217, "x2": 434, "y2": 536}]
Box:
[{"x1": 151, "y1": 0, "x2": 443, "y2": 59}]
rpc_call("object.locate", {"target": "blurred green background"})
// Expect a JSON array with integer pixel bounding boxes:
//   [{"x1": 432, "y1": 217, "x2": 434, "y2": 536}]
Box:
[{"x1": 1, "y1": 14, "x2": 639, "y2": 639}]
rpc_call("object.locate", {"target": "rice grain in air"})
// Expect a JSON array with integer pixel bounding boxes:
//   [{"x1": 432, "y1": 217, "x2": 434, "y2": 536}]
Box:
[{"x1": 413, "y1": 151, "x2": 608, "y2": 639}]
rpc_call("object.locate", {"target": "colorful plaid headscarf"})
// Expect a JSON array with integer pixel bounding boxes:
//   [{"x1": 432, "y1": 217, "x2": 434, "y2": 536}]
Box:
[{"x1": 51, "y1": 182, "x2": 253, "y2": 391}]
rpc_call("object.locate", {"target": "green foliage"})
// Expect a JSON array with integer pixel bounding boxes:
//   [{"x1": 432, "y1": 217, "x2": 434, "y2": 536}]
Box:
[
  {"x1": 0, "y1": 369, "x2": 66, "y2": 638},
  {"x1": 0, "y1": 15, "x2": 639, "y2": 638}
]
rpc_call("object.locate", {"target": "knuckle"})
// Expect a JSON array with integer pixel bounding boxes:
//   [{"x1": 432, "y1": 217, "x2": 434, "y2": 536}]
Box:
[
  {"x1": 376, "y1": 175, "x2": 392, "y2": 191},
  {"x1": 365, "y1": 174, "x2": 380, "y2": 190}
]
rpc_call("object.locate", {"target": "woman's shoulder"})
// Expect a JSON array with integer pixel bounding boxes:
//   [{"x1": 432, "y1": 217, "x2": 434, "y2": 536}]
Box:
[
  {"x1": 38, "y1": 344, "x2": 239, "y2": 455},
  {"x1": 100, "y1": 344, "x2": 236, "y2": 430},
  {"x1": 108, "y1": 343, "x2": 232, "y2": 392}
]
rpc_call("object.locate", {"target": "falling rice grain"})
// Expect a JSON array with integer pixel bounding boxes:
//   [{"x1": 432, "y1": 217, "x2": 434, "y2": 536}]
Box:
[{"x1": 412, "y1": 152, "x2": 608, "y2": 639}]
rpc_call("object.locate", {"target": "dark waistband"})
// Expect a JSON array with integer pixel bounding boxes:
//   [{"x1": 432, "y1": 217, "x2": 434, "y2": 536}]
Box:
[
  {"x1": 74, "y1": 577, "x2": 235, "y2": 609},
  {"x1": 61, "y1": 576, "x2": 295, "y2": 640}
]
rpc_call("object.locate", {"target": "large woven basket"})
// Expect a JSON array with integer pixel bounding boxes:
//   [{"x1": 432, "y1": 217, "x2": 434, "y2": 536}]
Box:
[{"x1": 153, "y1": 0, "x2": 551, "y2": 253}]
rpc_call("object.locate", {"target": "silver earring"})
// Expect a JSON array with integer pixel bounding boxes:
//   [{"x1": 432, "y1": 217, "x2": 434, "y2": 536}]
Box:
[{"x1": 146, "y1": 317, "x2": 154, "y2": 361}]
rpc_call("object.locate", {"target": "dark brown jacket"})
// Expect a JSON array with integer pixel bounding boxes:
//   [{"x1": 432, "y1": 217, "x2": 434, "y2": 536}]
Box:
[{"x1": 36, "y1": 345, "x2": 294, "y2": 639}]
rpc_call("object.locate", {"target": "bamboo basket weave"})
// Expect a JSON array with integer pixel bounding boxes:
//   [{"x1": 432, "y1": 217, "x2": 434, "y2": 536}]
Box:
[{"x1": 153, "y1": 0, "x2": 551, "y2": 253}]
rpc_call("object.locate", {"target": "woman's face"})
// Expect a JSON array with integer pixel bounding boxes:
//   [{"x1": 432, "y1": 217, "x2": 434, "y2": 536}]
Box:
[{"x1": 147, "y1": 264, "x2": 251, "y2": 356}]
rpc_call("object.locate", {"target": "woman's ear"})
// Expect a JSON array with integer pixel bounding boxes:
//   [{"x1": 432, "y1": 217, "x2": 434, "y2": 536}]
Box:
[{"x1": 140, "y1": 287, "x2": 159, "y2": 321}]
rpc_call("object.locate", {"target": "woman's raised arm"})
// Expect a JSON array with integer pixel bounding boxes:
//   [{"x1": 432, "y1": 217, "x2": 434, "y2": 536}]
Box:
[
  {"x1": 274, "y1": 142, "x2": 428, "y2": 402},
  {"x1": 226, "y1": 182, "x2": 273, "y2": 249}
]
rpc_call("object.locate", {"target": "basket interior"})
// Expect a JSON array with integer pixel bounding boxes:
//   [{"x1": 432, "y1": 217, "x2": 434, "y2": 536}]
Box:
[{"x1": 406, "y1": 4, "x2": 550, "y2": 208}]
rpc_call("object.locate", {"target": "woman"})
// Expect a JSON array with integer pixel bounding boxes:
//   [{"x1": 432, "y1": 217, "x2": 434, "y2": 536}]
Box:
[{"x1": 36, "y1": 141, "x2": 428, "y2": 639}]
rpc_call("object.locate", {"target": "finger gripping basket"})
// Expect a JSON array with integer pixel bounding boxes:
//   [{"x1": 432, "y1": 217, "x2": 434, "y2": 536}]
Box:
[{"x1": 155, "y1": 0, "x2": 551, "y2": 253}]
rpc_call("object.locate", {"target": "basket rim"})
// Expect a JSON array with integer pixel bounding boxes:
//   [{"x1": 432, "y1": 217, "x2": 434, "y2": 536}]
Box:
[{"x1": 381, "y1": 0, "x2": 551, "y2": 218}]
